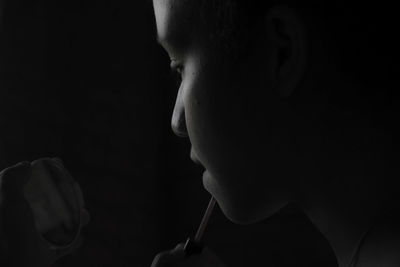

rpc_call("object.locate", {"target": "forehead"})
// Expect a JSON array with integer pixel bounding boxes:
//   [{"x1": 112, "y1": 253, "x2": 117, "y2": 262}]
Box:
[{"x1": 153, "y1": 0, "x2": 198, "y2": 48}]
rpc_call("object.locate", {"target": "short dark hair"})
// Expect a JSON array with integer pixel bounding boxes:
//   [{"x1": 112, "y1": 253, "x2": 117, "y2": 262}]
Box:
[
  {"x1": 199, "y1": 0, "x2": 400, "y2": 123},
  {"x1": 201, "y1": 1, "x2": 399, "y2": 83}
]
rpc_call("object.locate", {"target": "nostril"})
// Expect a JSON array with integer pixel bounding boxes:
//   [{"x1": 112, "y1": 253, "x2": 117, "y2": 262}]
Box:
[
  {"x1": 174, "y1": 130, "x2": 188, "y2": 138},
  {"x1": 171, "y1": 110, "x2": 188, "y2": 137},
  {"x1": 171, "y1": 89, "x2": 188, "y2": 137},
  {"x1": 171, "y1": 120, "x2": 188, "y2": 137}
]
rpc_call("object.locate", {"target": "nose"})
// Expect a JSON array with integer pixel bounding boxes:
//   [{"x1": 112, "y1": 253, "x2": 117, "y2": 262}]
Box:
[{"x1": 171, "y1": 88, "x2": 188, "y2": 137}]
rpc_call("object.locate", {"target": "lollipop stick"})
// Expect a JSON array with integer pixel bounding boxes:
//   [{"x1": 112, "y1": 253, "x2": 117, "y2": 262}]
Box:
[
  {"x1": 194, "y1": 197, "x2": 216, "y2": 242},
  {"x1": 184, "y1": 197, "x2": 216, "y2": 256}
]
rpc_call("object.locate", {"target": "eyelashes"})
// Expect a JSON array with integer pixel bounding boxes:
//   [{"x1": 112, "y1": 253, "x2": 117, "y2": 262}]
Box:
[
  {"x1": 170, "y1": 61, "x2": 183, "y2": 88},
  {"x1": 170, "y1": 66, "x2": 182, "y2": 86}
]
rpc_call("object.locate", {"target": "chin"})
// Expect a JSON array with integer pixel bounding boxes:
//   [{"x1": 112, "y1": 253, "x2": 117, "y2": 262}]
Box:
[
  {"x1": 218, "y1": 198, "x2": 286, "y2": 225},
  {"x1": 203, "y1": 170, "x2": 287, "y2": 225},
  {"x1": 219, "y1": 204, "x2": 264, "y2": 225}
]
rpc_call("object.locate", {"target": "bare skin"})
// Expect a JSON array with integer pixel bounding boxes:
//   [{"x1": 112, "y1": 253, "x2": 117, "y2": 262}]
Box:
[
  {"x1": 151, "y1": 1, "x2": 400, "y2": 267},
  {"x1": 1, "y1": 1, "x2": 396, "y2": 266},
  {"x1": 0, "y1": 159, "x2": 89, "y2": 266}
]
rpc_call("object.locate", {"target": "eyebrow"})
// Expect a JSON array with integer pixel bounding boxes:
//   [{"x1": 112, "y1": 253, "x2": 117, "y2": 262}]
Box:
[
  {"x1": 156, "y1": 35, "x2": 177, "y2": 56},
  {"x1": 156, "y1": 33, "x2": 185, "y2": 57},
  {"x1": 156, "y1": 35, "x2": 168, "y2": 49}
]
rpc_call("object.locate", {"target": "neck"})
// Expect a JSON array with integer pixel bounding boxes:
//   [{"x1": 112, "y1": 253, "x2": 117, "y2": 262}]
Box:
[
  {"x1": 296, "y1": 114, "x2": 390, "y2": 267},
  {"x1": 302, "y1": 189, "x2": 380, "y2": 267}
]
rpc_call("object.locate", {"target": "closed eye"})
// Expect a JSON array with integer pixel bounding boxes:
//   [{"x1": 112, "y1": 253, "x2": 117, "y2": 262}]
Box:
[{"x1": 170, "y1": 61, "x2": 184, "y2": 87}]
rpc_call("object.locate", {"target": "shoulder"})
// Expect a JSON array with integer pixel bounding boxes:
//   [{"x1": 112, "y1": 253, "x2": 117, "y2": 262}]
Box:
[{"x1": 356, "y1": 213, "x2": 400, "y2": 267}]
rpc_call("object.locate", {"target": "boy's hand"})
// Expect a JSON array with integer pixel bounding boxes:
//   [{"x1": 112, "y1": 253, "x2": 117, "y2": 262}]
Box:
[
  {"x1": 0, "y1": 160, "x2": 89, "y2": 266},
  {"x1": 151, "y1": 243, "x2": 226, "y2": 267}
]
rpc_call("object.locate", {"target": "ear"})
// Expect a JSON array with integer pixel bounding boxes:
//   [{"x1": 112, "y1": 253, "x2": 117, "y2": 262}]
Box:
[{"x1": 265, "y1": 5, "x2": 308, "y2": 98}]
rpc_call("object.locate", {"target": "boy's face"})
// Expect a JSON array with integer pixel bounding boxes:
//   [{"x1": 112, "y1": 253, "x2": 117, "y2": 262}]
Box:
[{"x1": 153, "y1": 0, "x2": 297, "y2": 224}]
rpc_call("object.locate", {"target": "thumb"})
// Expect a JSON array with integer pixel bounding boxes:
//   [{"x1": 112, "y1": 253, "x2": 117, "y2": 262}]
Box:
[
  {"x1": 0, "y1": 161, "x2": 31, "y2": 199},
  {"x1": 151, "y1": 243, "x2": 186, "y2": 267},
  {"x1": 0, "y1": 162, "x2": 40, "y2": 264}
]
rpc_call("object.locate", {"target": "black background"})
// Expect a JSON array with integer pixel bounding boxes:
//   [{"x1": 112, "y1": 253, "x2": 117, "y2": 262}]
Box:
[{"x1": 0, "y1": 1, "x2": 337, "y2": 266}]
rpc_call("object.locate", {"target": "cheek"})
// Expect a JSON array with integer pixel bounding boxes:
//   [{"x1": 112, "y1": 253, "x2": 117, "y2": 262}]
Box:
[
  {"x1": 183, "y1": 67, "x2": 291, "y2": 178},
  {"x1": 184, "y1": 81, "x2": 223, "y2": 168},
  {"x1": 183, "y1": 69, "x2": 244, "y2": 174}
]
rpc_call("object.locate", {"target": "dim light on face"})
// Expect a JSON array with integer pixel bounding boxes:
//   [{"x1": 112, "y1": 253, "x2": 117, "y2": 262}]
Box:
[{"x1": 153, "y1": 0, "x2": 302, "y2": 224}]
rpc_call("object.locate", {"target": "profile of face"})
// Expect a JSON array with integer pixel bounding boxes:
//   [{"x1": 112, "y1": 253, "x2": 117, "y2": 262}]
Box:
[{"x1": 153, "y1": 0, "x2": 308, "y2": 224}]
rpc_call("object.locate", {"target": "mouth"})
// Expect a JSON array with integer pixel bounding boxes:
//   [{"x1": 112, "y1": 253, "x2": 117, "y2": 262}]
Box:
[{"x1": 190, "y1": 148, "x2": 203, "y2": 166}]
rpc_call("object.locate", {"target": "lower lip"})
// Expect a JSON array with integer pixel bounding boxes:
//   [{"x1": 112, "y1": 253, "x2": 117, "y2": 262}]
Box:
[
  {"x1": 202, "y1": 170, "x2": 210, "y2": 188},
  {"x1": 202, "y1": 171, "x2": 218, "y2": 201}
]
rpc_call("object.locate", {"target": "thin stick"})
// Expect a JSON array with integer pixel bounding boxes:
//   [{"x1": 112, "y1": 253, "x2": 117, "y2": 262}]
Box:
[{"x1": 194, "y1": 197, "x2": 216, "y2": 242}]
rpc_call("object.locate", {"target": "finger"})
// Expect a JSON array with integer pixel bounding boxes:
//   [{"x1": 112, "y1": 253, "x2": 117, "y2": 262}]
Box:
[
  {"x1": 51, "y1": 157, "x2": 64, "y2": 166},
  {"x1": 151, "y1": 251, "x2": 174, "y2": 267},
  {"x1": 0, "y1": 161, "x2": 31, "y2": 199},
  {"x1": 151, "y1": 244, "x2": 186, "y2": 267},
  {"x1": 52, "y1": 235, "x2": 83, "y2": 260},
  {"x1": 30, "y1": 158, "x2": 73, "y2": 230},
  {"x1": 173, "y1": 243, "x2": 185, "y2": 252}
]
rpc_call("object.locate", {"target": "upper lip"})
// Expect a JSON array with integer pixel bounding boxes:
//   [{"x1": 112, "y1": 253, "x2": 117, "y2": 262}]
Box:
[{"x1": 190, "y1": 149, "x2": 202, "y2": 165}]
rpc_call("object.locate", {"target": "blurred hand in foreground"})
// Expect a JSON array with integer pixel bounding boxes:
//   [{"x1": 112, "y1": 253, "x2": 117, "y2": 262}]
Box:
[
  {"x1": 0, "y1": 158, "x2": 89, "y2": 267},
  {"x1": 151, "y1": 242, "x2": 226, "y2": 267}
]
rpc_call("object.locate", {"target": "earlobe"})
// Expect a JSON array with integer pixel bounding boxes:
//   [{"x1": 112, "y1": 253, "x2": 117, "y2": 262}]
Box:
[{"x1": 265, "y1": 5, "x2": 308, "y2": 98}]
